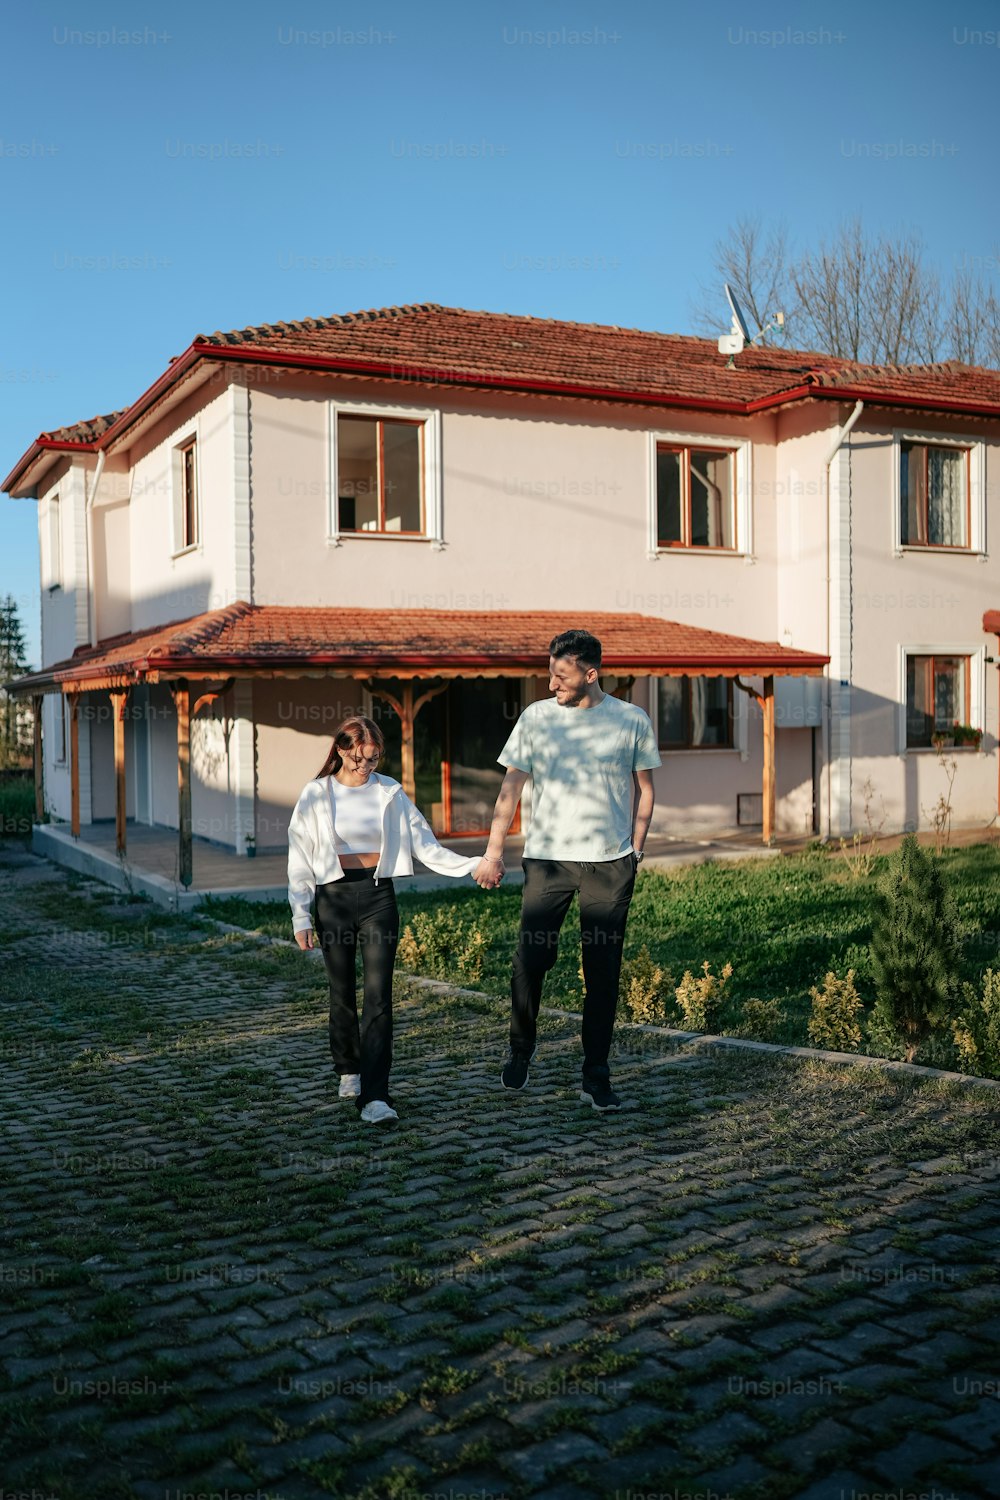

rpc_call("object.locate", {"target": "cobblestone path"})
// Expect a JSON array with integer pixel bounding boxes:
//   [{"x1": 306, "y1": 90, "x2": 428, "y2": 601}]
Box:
[{"x1": 2, "y1": 846, "x2": 1000, "y2": 1500}]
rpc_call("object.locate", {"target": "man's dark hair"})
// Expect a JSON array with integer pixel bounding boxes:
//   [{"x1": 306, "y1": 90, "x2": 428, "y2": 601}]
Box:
[{"x1": 549, "y1": 629, "x2": 602, "y2": 670}]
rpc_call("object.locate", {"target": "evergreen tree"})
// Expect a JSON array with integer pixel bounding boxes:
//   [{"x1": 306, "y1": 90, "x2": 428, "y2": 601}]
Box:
[
  {"x1": 0, "y1": 595, "x2": 31, "y2": 769},
  {"x1": 869, "y1": 834, "x2": 962, "y2": 1063}
]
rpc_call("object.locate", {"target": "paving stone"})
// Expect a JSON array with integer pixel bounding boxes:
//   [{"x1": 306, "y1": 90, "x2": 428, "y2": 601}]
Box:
[
  {"x1": 4, "y1": 847, "x2": 1000, "y2": 1500},
  {"x1": 502, "y1": 1431, "x2": 609, "y2": 1486}
]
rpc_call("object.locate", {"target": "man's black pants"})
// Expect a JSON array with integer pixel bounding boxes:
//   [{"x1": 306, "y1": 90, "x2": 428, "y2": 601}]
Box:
[
  {"x1": 315, "y1": 869, "x2": 398, "y2": 1108},
  {"x1": 510, "y1": 855, "x2": 637, "y2": 1081}
]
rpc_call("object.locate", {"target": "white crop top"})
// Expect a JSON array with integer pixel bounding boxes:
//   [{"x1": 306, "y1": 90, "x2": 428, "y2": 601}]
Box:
[{"x1": 328, "y1": 779, "x2": 383, "y2": 854}]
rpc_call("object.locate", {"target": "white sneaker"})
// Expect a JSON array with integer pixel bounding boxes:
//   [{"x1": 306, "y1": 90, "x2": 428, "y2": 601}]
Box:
[
  {"x1": 338, "y1": 1073, "x2": 361, "y2": 1100},
  {"x1": 360, "y1": 1100, "x2": 398, "y2": 1124}
]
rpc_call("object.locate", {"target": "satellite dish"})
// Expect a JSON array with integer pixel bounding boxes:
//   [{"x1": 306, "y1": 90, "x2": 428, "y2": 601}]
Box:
[{"x1": 725, "y1": 283, "x2": 752, "y2": 344}]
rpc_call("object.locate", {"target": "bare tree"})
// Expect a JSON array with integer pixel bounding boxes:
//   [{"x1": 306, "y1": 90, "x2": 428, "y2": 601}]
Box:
[
  {"x1": 948, "y1": 265, "x2": 1000, "y2": 367},
  {"x1": 790, "y1": 219, "x2": 942, "y2": 365},
  {"x1": 692, "y1": 215, "x2": 1000, "y2": 370},
  {"x1": 689, "y1": 215, "x2": 794, "y2": 345}
]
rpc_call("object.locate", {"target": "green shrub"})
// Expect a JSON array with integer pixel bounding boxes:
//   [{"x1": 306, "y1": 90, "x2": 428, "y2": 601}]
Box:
[
  {"x1": 953, "y1": 969, "x2": 1000, "y2": 1078},
  {"x1": 397, "y1": 908, "x2": 487, "y2": 985},
  {"x1": 808, "y1": 970, "x2": 863, "y2": 1052},
  {"x1": 0, "y1": 777, "x2": 34, "y2": 839},
  {"x1": 619, "y1": 945, "x2": 673, "y2": 1025},
  {"x1": 869, "y1": 835, "x2": 963, "y2": 1063},
  {"x1": 732, "y1": 996, "x2": 786, "y2": 1041},
  {"x1": 674, "y1": 960, "x2": 733, "y2": 1031}
]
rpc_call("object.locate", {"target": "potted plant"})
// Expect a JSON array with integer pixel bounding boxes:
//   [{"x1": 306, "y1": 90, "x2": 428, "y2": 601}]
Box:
[
  {"x1": 245, "y1": 832, "x2": 257, "y2": 858},
  {"x1": 952, "y1": 722, "x2": 983, "y2": 749},
  {"x1": 931, "y1": 730, "x2": 954, "y2": 750}
]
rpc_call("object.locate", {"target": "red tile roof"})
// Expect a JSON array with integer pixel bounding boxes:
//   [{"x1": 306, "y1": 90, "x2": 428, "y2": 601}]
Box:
[
  {"x1": 10, "y1": 304, "x2": 1000, "y2": 486},
  {"x1": 9, "y1": 603, "x2": 827, "y2": 692}
]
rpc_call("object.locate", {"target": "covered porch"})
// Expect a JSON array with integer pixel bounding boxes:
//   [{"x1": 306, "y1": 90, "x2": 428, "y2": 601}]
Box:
[
  {"x1": 31, "y1": 818, "x2": 800, "y2": 913},
  {"x1": 13, "y1": 601, "x2": 830, "y2": 893}
]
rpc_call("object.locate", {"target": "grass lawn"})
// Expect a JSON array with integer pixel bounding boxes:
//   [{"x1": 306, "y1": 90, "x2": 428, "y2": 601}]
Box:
[{"x1": 201, "y1": 842, "x2": 1000, "y2": 1073}]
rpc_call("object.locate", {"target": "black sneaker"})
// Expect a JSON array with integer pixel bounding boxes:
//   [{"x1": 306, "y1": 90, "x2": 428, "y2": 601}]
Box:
[
  {"x1": 501, "y1": 1048, "x2": 535, "y2": 1090},
  {"x1": 580, "y1": 1078, "x2": 622, "y2": 1111}
]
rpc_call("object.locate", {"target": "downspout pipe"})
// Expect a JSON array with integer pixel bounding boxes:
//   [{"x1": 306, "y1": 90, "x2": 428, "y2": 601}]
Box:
[
  {"x1": 822, "y1": 400, "x2": 863, "y2": 839},
  {"x1": 84, "y1": 449, "x2": 106, "y2": 648}
]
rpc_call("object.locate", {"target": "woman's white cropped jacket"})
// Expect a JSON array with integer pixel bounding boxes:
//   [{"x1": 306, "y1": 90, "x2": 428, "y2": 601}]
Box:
[{"x1": 287, "y1": 773, "x2": 481, "y2": 933}]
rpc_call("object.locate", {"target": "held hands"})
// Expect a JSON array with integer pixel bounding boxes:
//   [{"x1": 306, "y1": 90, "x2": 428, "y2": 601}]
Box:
[{"x1": 473, "y1": 855, "x2": 505, "y2": 890}]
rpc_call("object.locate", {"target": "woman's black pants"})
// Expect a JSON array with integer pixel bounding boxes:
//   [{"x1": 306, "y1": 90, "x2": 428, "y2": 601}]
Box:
[{"x1": 315, "y1": 870, "x2": 398, "y2": 1108}]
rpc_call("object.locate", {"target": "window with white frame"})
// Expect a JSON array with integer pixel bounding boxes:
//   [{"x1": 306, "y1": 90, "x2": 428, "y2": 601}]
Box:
[
  {"x1": 653, "y1": 675, "x2": 734, "y2": 749},
  {"x1": 46, "y1": 492, "x2": 62, "y2": 589},
  {"x1": 904, "y1": 652, "x2": 972, "y2": 748},
  {"x1": 894, "y1": 431, "x2": 984, "y2": 553},
  {"x1": 54, "y1": 695, "x2": 67, "y2": 764},
  {"x1": 329, "y1": 404, "x2": 442, "y2": 542},
  {"x1": 648, "y1": 431, "x2": 751, "y2": 555},
  {"x1": 900, "y1": 441, "x2": 969, "y2": 547},
  {"x1": 172, "y1": 435, "x2": 199, "y2": 553}
]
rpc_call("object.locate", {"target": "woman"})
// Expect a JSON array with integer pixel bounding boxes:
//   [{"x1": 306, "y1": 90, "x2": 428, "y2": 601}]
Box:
[{"x1": 288, "y1": 715, "x2": 493, "y2": 1122}]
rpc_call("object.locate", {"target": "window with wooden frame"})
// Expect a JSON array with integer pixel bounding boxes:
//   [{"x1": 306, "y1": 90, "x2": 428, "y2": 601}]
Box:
[
  {"x1": 905, "y1": 653, "x2": 969, "y2": 748},
  {"x1": 655, "y1": 675, "x2": 734, "y2": 749},
  {"x1": 336, "y1": 414, "x2": 423, "y2": 534},
  {"x1": 656, "y1": 445, "x2": 736, "y2": 549},
  {"x1": 900, "y1": 441, "x2": 970, "y2": 548}
]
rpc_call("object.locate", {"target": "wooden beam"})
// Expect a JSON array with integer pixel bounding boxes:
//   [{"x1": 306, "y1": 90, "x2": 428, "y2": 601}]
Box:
[
  {"x1": 365, "y1": 677, "x2": 449, "y2": 805},
  {"x1": 174, "y1": 680, "x2": 192, "y2": 889},
  {"x1": 762, "y1": 676, "x2": 776, "y2": 847},
  {"x1": 109, "y1": 690, "x2": 128, "y2": 854},
  {"x1": 32, "y1": 694, "x2": 43, "y2": 821},
  {"x1": 69, "y1": 694, "x2": 80, "y2": 837}
]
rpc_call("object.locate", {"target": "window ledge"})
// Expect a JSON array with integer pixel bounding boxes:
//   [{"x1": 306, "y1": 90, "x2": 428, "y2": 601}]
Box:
[
  {"x1": 171, "y1": 544, "x2": 201, "y2": 560},
  {"x1": 653, "y1": 546, "x2": 744, "y2": 557},
  {"x1": 897, "y1": 545, "x2": 980, "y2": 556},
  {"x1": 327, "y1": 533, "x2": 436, "y2": 545}
]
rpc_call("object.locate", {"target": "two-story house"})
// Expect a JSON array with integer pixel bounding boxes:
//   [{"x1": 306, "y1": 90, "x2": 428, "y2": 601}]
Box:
[{"x1": 6, "y1": 303, "x2": 999, "y2": 888}]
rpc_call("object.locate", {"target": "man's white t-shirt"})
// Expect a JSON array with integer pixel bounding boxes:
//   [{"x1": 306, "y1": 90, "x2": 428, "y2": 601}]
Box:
[{"x1": 498, "y1": 694, "x2": 661, "y2": 861}]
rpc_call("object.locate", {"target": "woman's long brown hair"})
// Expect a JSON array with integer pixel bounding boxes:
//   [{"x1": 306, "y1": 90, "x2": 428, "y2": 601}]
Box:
[{"x1": 316, "y1": 715, "x2": 385, "y2": 779}]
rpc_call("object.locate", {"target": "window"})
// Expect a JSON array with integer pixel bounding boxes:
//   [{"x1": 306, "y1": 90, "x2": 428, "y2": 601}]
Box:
[
  {"x1": 647, "y1": 430, "x2": 751, "y2": 557},
  {"x1": 655, "y1": 676, "x2": 733, "y2": 749},
  {"x1": 656, "y1": 446, "x2": 735, "y2": 548},
  {"x1": 905, "y1": 654, "x2": 969, "y2": 747},
  {"x1": 54, "y1": 695, "x2": 67, "y2": 764},
  {"x1": 46, "y1": 492, "x2": 62, "y2": 589},
  {"x1": 337, "y1": 415, "x2": 423, "y2": 534},
  {"x1": 172, "y1": 435, "x2": 199, "y2": 553},
  {"x1": 900, "y1": 441, "x2": 969, "y2": 547}
]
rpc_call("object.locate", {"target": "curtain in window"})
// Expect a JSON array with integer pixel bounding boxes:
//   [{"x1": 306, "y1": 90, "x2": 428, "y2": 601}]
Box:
[
  {"x1": 927, "y1": 449, "x2": 963, "y2": 546},
  {"x1": 903, "y1": 445, "x2": 926, "y2": 544},
  {"x1": 934, "y1": 657, "x2": 964, "y2": 729}
]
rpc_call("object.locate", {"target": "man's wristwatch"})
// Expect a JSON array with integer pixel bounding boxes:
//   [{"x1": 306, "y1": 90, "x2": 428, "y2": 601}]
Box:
[{"x1": 634, "y1": 850, "x2": 645, "y2": 863}]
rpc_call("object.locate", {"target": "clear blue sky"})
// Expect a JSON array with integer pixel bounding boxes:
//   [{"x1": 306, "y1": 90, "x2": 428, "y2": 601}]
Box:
[{"x1": 2, "y1": 0, "x2": 998, "y2": 669}]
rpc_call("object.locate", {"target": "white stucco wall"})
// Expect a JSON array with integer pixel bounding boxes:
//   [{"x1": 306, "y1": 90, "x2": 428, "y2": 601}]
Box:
[{"x1": 846, "y1": 414, "x2": 1000, "y2": 832}]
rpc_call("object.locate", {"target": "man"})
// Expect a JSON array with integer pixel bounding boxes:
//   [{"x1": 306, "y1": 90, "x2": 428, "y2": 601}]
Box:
[{"x1": 477, "y1": 629, "x2": 660, "y2": 1110}]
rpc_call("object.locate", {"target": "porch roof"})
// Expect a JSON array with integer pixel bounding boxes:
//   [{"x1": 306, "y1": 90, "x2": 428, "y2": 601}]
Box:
[{"x1": 10, "y1": 602, "x2": 828, "y2": 694}]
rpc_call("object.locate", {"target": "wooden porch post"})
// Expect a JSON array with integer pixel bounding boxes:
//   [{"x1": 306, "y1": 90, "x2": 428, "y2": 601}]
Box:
[
  {"x1": 32, "y1": 694, "x2": 44, "y2": 821},
  {"x1": 69, "y1": 694, "x2": 80, "y2": 837},
  {"x1": 109, "y1": 690, "x2": 128, "y2": 854},
  {"x1": 174, "y1": 680, "x2": 192, "y2": 889},
  {"x1": 733, "y1": 674, "x2": 778, "y2": 847},
  {"x1": 761, "y1": 676, "x2": 776, "y2": 847},
  {"x1": 365, "y1": 678, "x2": 449, "y2": 805}
]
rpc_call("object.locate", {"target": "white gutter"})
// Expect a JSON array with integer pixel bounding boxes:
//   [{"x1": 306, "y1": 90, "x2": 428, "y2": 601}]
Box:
[
  {"x1": 84, "y1": 449, "x2": 106, "y2": 648},
  {"x1": 825, "y1": 399, "x2": 865, "y2": 467},
  {"x1": 822, "y1": 400, "x2": 863, "y2": 839}
]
